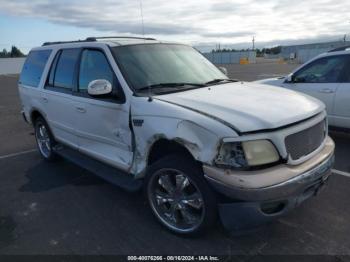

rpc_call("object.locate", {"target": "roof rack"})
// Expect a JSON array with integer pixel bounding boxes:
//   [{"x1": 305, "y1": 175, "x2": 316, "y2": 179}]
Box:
[
  {"x1": 85, "y1": 36, "x2": 156, "y2": 41},
  {"x1": 42, "y1": 36, "x2": 156, "y2": 46},
  {"x1": 328, "y1": 45, "x2": 350, "y2": 52},
  {"x1": 42, "y1": 39, "x2": 92, "y2": 46}
]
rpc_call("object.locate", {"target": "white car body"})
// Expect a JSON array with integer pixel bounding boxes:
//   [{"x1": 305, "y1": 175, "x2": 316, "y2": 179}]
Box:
[
  {"x1": 255, "y1": 49, "x2": 350, "y2": 129},
  {"x1": 18, "y1": 38, "x2": 335, "y2": 233}
]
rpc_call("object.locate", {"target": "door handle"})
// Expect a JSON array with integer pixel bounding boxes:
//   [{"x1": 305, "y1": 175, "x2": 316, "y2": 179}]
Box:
[
  {"x1": 319, "y1": 88, "x2": 334, "y2": 94},
  {"x1": 76, "y1": 107, "x2": 86, "y2": 113},
  {"x1": 42, "y1": 97, "x2": 48, "y2": 103}
]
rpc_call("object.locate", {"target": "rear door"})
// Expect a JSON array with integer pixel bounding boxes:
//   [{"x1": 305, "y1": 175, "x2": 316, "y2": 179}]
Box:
[
  {"x1": 332, "y1": 55, "x2": 350, "y2": 128},
  {"x1": 73, "y1": 48, "x2": 133, "y2": 171},
  {"x1": 42, "y1": 48, "x2": 80, "y2": 148},
  {"x1": 282, "y1": 55, "x2": 348, "y2": 126}
]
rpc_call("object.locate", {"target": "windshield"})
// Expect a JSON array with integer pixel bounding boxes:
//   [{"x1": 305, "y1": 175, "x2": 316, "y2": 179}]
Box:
[{"x1": 111, "y1": 44, "x2": 228, "y2": 93}]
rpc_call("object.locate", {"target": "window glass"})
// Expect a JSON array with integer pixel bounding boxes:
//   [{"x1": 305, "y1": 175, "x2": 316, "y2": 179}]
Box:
[
  {"x1": 19, "y1": 50, "x2": 52, "y2": 87},
  {"x1": 79, "y1": 49, "x2": 114, "y2": 91},
  {"x1": 340, "y1": 57, "x2": 350, "y2": 82},
  {"x1": 54, "y1": 49, "x2": 80, "y2": 89},
  {"x1": 294, "y1": 56, "x2": 347, "y2": 83},
  {"x1": 48, "y1": 51, "x2": 60, "y2": 87}
]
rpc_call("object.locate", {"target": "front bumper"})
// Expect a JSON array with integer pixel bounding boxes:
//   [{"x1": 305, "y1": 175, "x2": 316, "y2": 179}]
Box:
[{"x1": 204, "y1": 136, "x2": 335, "y2": 231}]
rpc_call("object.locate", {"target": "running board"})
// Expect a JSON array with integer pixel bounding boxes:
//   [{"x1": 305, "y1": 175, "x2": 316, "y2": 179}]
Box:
[{"x1": 53, "y1": 145, "x2": 142, "y2": 192}]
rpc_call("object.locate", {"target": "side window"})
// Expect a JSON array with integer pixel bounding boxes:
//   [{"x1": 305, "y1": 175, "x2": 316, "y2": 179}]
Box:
[
  {"x1": 19, "y1": 50, "x2": 52, "y2": 87},
  {"x1": 294, "y1": 56, "x2": 347, "y2": 83},
  {"x1": 339, "y1": 57, "x2": 350, "y2": 83},
  {"x1": 78, "y1": 49, "x2": 114, "y2": 92},
  {"x1": 48, "y1": 50, "x2": 61, "y2": 87},
  {"x1": 49, "y1": 49, "x2": 80, "y2": 90}
]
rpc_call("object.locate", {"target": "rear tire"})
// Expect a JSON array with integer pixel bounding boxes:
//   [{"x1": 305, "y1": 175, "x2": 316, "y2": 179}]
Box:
[
  {"x1": 145, "y1": 155, "x2": 217, "y2": 235},
  {"x1": 34, "y1": 117, "x2": 57, "y2": 161}
]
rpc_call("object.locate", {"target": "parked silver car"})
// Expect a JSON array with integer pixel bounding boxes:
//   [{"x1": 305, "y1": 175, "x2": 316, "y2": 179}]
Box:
[{"x1": 256, "y1": 46, "x2": 350, "y2": 130}]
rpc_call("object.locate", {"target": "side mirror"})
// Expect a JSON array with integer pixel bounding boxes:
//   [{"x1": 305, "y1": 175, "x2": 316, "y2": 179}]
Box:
[
  {"x1": 286, "y1": 74, "x2": 295, "y2": 83},
  {"x1": 219, "y1": 66, "x2": 228, "y2": 76},
  {"x1": 88, "y1": 79, "x2": 112, "y2": 96}
]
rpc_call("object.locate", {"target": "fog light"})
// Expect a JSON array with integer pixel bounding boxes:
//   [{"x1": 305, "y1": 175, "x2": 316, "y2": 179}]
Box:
[{"x1": 260, "y1": 201, "x2": 286, "y2": 215}]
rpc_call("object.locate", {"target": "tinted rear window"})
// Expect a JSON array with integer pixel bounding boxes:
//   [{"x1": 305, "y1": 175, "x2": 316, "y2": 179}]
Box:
[{"x1": 19, "y1": 50, "x2": 52, "y2": 87}]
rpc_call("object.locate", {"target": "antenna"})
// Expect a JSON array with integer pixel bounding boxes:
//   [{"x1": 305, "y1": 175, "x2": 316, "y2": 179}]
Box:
[{"x1": 139, "y1": 0, "x2": 145, "y2": 36}]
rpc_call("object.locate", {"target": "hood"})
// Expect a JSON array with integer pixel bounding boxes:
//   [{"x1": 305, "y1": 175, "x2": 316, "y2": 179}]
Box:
[
  {"x1": 154, "y1": 82, "x2": 324, "y2": 133},
  {"x1": 254, "y1": 77, "x2": 286, "y2": 87}
]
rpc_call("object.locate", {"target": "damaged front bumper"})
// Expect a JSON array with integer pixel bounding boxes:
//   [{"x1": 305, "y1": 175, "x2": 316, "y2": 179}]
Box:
[{"x1": 203, "y1": 136, "x2": 335, "y2": 231}]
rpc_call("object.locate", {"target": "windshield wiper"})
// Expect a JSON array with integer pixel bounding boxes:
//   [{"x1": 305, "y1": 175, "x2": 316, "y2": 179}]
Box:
[
  {"x1": 137, "y1": 79, "x2": 238, "y2": 94},
  {"x1": 137, "y1": 82, "x2": 206, "y2": 92},
  {"x1": 205, "y1": 78, "x2": 239, "y2": 85}
]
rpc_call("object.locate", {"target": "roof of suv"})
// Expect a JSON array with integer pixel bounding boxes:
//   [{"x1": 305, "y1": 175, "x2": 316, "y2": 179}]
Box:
[
  {"x1": 35, "y1": 36, "x2": 179, "y2": 50},
  {"x1": 322, "y1": 45, "x2": 350, "y2": 57},
  {"x1": 30, "y1": 36, "x2": 182, "y2": 52},
  {"x1": 327, "y1": 45, "x2": 350, "y2": 53},
  {"x1": 311, "y1": 45, "x2": 350, "y2": 61}
]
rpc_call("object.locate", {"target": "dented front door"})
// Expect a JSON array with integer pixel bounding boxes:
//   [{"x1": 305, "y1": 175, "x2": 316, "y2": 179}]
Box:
[
  {"x1": 74, "y1": 97, "x2": 133, "y2": 171},
  {"x1": 73, "y1": 48, "x2": 133, "y2": 171}
]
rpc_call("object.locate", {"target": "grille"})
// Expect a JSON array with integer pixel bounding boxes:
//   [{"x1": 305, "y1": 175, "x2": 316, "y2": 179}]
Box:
[{"x1": 285, "y1": 120, "x2": 326, "y2": 160}]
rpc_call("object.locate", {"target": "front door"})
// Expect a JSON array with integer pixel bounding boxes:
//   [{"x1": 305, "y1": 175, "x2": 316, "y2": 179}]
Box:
[
  {"x1": 332, "y1": 55, "x2": 350, "y2": 128},
  {"x1": 73, "y1": 48, "x2": 133, "y2": 171},
  {"x1": 282, "y1": 55, "x2": 348, "y2": 126}
]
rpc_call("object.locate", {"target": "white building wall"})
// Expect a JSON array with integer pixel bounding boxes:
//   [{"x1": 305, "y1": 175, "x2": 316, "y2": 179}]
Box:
[
  {"x1": 203, "y1": 51, "x2": 257, "y2": 64},
  {"x1": 296, "y1": 48, "x2": 330, "y2": 64},
  {"x1": 0, "y1": 58, "x2": 26, "y2": 75}
]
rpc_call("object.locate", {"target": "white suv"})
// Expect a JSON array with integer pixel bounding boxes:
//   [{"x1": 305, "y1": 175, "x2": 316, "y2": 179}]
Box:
[
  {"x1": 256, "y1": 47, "x2": 350, "y2": 130},
  {"x1": 18, "y1": 37, "x2": 335, "y2": 235}
]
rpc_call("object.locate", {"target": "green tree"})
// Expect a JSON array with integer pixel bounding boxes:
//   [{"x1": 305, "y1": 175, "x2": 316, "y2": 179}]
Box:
[
  {"x1": 0, "y1": 46, "x2": 25, "y2": 58},
  {"x1": 0, "y1": 48, "x2": 8, "y2": 58},
  {"x1": 10, "y1": 46, "x2": 25, "y2": 57}
]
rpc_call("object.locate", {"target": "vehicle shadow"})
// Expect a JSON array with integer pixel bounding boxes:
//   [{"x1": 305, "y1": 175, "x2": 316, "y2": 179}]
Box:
[
  {"x1": 19, "y1": 159, "x2": 107, "y2": 193},
  {"x1": 0, "y1": 216, "x2": 17, "y2": 250}
]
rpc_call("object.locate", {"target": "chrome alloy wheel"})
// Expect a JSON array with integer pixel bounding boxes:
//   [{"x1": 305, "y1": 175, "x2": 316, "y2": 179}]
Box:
[
  {"x1": 35, "y1": 123, "x2": 51, "y2": 158},
  {"x1": 148, "y1": 168, "x2": 205, "y2": 233}
]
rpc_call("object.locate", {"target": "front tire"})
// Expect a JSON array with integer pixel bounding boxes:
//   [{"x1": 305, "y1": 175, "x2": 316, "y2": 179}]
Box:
[
  {"x1": 145, "y1": 155, "x2": 217, "y2": 235},
  {"x1": 34, "y1": 117, "x2": 57, "y2": 161}
]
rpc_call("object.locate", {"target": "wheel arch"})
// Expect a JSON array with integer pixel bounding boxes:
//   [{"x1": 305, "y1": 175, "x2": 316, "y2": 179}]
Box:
[
  {"x1": 147, "y1": 138, "x2": 197, "y2": 166},
  {"x1": 30, "y1": 108, "x2": 47, "y2": 125},
  {"x1": 130, "y1": 118, "x2": 221, "y2": 177},
  {"x1": 30, "y1": 108, "x2": 56, "y2": 140}
]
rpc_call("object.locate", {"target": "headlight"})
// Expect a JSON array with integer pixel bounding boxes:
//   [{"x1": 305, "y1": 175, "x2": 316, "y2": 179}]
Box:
[
  {"x1": 242, "y1": 140, "x2": 280, "y2": 166},
  {"x1": 215, "y1": 140, "x2": 279, "y2": 168}
]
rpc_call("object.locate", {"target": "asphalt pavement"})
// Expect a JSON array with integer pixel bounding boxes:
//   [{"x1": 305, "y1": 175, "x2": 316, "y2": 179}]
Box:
[{"x1": 0, "y1": 67, "x2": 349, "y2": 256}]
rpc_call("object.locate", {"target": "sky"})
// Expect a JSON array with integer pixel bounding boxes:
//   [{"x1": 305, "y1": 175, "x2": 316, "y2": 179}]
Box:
[{"x1": 0, "y1": 0, "x2": 349, "y2": 53}]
